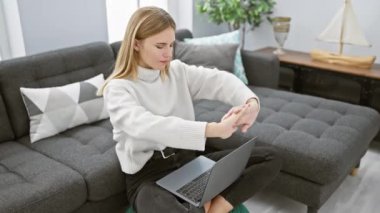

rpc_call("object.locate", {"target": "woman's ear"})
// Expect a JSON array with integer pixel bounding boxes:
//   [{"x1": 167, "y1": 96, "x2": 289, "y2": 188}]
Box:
[{"x1": 134, "y1": 39, "x2": 140, "y2": 51}]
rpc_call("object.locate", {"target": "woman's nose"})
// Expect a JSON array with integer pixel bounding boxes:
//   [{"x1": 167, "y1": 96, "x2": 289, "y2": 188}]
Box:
[{"x1": 163, "y1": 47, "x2": 172, "y2": 58}]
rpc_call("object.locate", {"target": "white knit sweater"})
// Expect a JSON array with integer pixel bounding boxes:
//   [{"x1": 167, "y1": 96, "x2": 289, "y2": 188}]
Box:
[{"x1": 104, "y1": 60, "x2": 258, "y2": 174}]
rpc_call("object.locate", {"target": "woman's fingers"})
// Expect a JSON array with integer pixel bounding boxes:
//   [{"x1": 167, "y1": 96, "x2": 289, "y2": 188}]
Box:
[
  {"x1": 221, "y1": 103, "x2": 258, "y2": 135},
  {"x1": 240, "y1": 123, "x2": 251, "y2": 133},
  {"x1": 221, "y1": 109, "x2": 234, "y2": 121},
  {"x1": 224, "y1": 107, "x2": 245, "y2": 126},
  {"x1": 219, "y1": 105, "x2": 250, "y2": 139},
  {"x1": 233, "y1": 105, "x2": 248, "y2": 121},
  {"x1": 221, "y1": 105, "x2": 245, "y2": 121}
]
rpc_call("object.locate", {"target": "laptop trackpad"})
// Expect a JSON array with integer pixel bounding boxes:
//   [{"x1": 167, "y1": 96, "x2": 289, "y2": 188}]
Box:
[{"x1": 157, "y1": 156, "x2": 215, "y2": 190}]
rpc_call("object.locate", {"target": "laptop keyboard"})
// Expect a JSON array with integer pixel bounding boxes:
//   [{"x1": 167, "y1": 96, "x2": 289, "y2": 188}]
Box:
[{"x1": 176, "y1": 169, "x2": 212, "y2": 203}]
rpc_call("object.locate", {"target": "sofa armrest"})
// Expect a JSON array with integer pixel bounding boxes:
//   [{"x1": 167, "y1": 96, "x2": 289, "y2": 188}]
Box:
[{"x1": 241, "y1": 50, "x2": 280, "y2": 89}]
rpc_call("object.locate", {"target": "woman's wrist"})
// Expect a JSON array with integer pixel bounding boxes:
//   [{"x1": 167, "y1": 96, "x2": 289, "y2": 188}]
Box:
[
  {"x1": 205, "y1": 122, "x2": 220, "y2": 138},
  {"x1": 246, "y1": 98, "x2": 258, "y2": 109},
  {"x1": 246, "y1": 97, "x2": 258, "y2": 105}
]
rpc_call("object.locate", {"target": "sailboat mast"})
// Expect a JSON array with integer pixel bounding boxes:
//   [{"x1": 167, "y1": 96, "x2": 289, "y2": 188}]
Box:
[{"x1": 339, "y1": 0, "x2": 349, "y2": 55}]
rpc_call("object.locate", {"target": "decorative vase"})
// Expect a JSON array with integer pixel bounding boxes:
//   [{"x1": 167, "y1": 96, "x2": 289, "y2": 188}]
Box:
[{"x1": 272, "y1": 16, "x2": 291, "y2": 55}]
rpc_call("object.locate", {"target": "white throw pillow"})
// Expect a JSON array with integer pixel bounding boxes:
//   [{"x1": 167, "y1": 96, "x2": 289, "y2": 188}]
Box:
[{"x1": 20, "y1": 74, "x2": 109, "y2": 143}]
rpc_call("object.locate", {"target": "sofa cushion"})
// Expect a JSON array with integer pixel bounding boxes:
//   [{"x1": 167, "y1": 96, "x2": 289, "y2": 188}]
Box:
[
  {"x1": 174, "y1": 41, "x2": 238, "y2": 72},
  {"x1": 20, "y1": 74, "x2": 109, "y2": 143},
  {"x1": 18, "y1": 119, "x2": 125, "y2": 201},
  {"x1": 0, "y1": 42, "x2": 115, "y2": 139},
  {"x1": 195, "y1": 87, "x2": 380, "y2": 185},
  {"x1": 184, "y1": 30, "x2": 248, "y2": 84},
  {"x1": 0, "y1": 94, "x2": 14, "y2": 143},
  {"x1": 0, "y1": 141, "x2": 86, "y2": 212}
]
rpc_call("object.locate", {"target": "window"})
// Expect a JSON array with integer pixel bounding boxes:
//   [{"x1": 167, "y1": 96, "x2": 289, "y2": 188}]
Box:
[
  {"x1": 0, "y1": 0, "x2": 26, "y2": 60},
  {"x1": 140, "y1": 0, "x2": 168, "y2": 10},
  {"x1": 0, "y1": 1, "x2": 8, "y2": 60},
  {"x1": 106, "y1": 0, "x2": 168, "y2": 43},
  {"x1": 106, "y1": 0, "x2": 138, "y2": 43}
]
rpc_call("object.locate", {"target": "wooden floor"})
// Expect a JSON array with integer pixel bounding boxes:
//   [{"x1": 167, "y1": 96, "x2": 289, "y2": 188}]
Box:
[{"x1": 244, "y1": 141, "x2": 380, "y2": 213}]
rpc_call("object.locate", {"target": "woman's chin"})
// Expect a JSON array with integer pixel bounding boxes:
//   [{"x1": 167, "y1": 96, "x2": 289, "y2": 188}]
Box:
[{"x1": 157, "y1": 63, "x2": 168, "y2": 70}]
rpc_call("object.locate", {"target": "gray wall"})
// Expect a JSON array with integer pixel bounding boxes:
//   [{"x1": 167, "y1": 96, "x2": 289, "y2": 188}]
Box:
[
  {"x1": 18, "y1": 0, "x2": 108, "y2": 55},
  {"x1": 193, "y1": 0, "x2": 380, "y2": 63},
  {"x1": 192, "y1": 1, "x2": 228, "y2": 37}
]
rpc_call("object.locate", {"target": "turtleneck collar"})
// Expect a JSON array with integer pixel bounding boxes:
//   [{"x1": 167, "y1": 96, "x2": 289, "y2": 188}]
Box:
[{"x1": 137, "y1": 66, "x2": 161, "y2": 82}]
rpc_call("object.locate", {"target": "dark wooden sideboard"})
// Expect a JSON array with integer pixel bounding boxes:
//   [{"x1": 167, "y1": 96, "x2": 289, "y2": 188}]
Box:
[{"x1": 254, "y1": 47, "x2": 380, "y2": 106}]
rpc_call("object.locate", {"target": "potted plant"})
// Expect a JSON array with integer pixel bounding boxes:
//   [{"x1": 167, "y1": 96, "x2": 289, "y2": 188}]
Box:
[{"x1": 196, "y1": 0, "x2": 276, "y2": 48}]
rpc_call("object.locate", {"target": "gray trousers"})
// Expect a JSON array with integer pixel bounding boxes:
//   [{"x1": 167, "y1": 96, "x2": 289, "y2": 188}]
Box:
[{"x1": 126, "y1": 146, "x2": 282, "y2": 213}]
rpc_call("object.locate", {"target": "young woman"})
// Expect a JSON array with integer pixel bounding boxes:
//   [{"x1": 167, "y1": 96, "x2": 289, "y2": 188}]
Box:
[{"x1": 98, "y1": 6, "x2": 282, "y2": 213}]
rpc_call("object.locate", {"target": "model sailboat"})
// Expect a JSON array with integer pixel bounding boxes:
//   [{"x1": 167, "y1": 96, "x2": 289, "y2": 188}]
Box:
[{"x1": 310, "y1": 0, "x2": 376, "y2": 69}]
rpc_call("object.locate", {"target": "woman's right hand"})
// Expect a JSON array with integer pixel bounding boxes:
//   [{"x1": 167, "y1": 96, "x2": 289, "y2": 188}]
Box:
[{"x1": 205, "y1": 105, "x2": 248, "y2": 139}]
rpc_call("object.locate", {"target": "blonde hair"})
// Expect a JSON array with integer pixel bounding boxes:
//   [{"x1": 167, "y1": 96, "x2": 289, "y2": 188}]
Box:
[{"x1": 97, "y1": 6, "x2": 176, "y2": 95}]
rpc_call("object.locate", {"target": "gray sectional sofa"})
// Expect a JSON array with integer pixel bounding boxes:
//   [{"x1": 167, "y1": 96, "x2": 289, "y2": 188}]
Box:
[{"x1": 0, "y1": 29, "x2": 379, "y2": 213}]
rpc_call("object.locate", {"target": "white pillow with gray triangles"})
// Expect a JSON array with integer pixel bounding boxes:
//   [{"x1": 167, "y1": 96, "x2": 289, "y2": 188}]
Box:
[{"x1": 20, "y1": 74, "x2": 109, "y2": 143}]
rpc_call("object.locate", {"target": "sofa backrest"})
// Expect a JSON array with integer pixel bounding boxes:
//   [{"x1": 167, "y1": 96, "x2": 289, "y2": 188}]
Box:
[
  {"x1": 110, "y1": 29, "x2": 194, "y2": 59},
  {"x1": 0, "y1": 42, "x2": 115, "y2": 139},
  {"x1": 110, "y1": 41, "x2": 121, "y2": 59},
  {"x1": 0, "y1": 93, "x2": 15, "y2": 143},
  {"x1": 175, "y1": 29, "x2": 193, "y2": 41}
]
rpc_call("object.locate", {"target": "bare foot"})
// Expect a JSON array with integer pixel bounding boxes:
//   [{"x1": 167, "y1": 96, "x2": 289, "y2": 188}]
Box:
[
  {"x1": 208, "y1": 195, "x2": 233, "y2": 213},
  {"x1": 204, "y1": 200, "x2": 211, "y2": 213}
]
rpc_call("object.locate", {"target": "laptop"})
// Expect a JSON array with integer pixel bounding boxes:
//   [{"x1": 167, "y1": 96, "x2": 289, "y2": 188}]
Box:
[{"x1": 156, "y1": 137, "x2": 256, "y2": 207}]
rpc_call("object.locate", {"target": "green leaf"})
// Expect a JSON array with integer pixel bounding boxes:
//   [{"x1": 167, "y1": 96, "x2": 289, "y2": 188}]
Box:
[{"x1": 195, "y1": 0, "x2": 277, "y2": 29}]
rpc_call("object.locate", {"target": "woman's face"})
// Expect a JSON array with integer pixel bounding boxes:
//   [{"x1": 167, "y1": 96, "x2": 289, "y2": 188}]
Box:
[{"x1": 135, "y1": 27, "x2": 175, "y2": 70}]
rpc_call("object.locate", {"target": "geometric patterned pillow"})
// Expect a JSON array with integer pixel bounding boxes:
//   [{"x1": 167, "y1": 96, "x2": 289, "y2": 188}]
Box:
[
  {"x1": 20, "y1": 74, "x2": 109, "y2": 143},
  {"x1": 184, "y1": 30, "x2": 248, "y2": 84}
]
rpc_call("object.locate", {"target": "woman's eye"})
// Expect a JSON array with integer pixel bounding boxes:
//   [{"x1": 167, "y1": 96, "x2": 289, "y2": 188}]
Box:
[{"x1": 156, "y1": 46, "x2": 164, "y2": 49}]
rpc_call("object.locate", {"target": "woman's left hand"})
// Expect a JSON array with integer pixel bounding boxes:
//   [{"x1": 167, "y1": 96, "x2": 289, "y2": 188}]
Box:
[{"x1": 221, "y1": 99, "x2": 259, "y2": 133}]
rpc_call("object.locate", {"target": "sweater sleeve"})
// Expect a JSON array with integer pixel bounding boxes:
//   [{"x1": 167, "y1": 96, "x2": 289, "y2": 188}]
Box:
[
  {"x1": 104, "y1": 81, "x2": 207, "y2": 151},
  {"x1": 179, "y1": 60, "x2": 259, "y2": 106}
]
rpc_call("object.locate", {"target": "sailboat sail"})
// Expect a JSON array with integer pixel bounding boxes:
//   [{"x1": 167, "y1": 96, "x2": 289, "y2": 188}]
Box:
[
  {"x1": 311, "y1": 0, "x2": 375, "y2": 69},
  {"x1": 317, "y1": 0, "x2": 370, "y2": 47}
]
